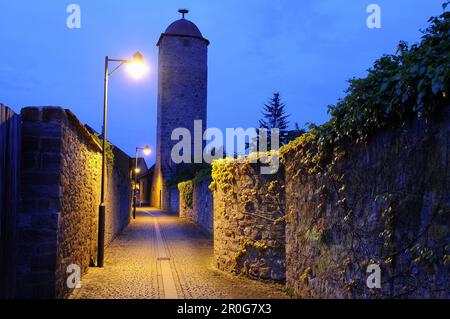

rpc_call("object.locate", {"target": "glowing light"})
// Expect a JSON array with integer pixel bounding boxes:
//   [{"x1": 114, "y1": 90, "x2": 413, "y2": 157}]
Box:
[
  {"x1": 126, "y1": 52, "x2": 149, "y2": 79},
  {"x1": 143, "y1": 145, "x2": 151, "y2": 156},
  {"x1": 134, "y1": 168, "x2": 141, "y2": 174}
]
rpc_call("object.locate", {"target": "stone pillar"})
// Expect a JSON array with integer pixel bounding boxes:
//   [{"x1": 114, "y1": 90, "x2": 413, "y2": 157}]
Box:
[{"x1": 16, "y1": 107, "x2": 64, "y2": 298}]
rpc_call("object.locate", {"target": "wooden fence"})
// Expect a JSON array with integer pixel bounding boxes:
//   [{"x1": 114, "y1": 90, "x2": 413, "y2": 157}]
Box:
[{"x1": 0, "y1": 103, "x2": 20, "y2": 298}]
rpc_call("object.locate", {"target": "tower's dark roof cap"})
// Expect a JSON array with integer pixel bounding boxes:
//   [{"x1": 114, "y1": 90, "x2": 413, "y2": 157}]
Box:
[
  {"x1": 165, "y1": 19, "x2": 203, "y2": 37},
  {"x1": 157, "y1": 18, "x2": 209, "y2": 46}
]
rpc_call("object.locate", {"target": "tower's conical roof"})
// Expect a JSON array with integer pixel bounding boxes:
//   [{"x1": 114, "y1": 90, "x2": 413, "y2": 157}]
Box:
[
  {"x1": 157, "y1": 10, "x2": 209, "y2": 46},
  {"x1": 165, "y1": 19, "x2": 203, "y2": 38}
]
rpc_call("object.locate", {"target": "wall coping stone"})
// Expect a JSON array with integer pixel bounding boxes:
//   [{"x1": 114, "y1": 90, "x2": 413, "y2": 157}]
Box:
[{"x1": 21, "y1": 107, "x2": 102, "y2": 152}]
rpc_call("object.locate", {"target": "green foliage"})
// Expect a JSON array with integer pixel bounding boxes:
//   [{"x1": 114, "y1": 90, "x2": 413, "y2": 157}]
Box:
[
  {"x1": 175, "y1": 165, "x2": 212, "y2": 209},
  {"x1": 259, "y1": 92, "x2": 290, "y2": 143},
  {"x1": 278, "y1": 8, "x2": 450, "y2": 298},
  {"x1": 178, "y1": 180, "x2": 194, "y2": 209},
  {"x1": 168, "y1": 163, "x2": 211, "y2": 186},
  {"x1": 233, "y1": 239, "x2": 269, "y2": 263},
  {"x1": 286, "y1": 123, "x2": 306, "y2": 143},
  {"x1": 92, "y1": 133, "x2": 115, "y2": 164},
  {"x1": 251, "y1": 92, "x2": 292, "y2": 150},
  {"x1": 193, "y1": 167, "x2": 212, "y2": 184},
  {"x1": 326, "y1": 11, "x2": 449, "y2": 144},
  {"x1": 282, "y1": 9, "x2": 449, "y2": 169}
]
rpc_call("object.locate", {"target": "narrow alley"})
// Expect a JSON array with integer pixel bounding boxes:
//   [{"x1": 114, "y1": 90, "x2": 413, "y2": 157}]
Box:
[{"x1": 69, "y1": 208, "x2": 288, "y2": 299}]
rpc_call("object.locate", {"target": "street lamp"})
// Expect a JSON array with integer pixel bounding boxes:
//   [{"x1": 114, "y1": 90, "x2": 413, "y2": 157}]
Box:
[
  {"x1": 133, "y1": 145, "x2": 151, "y2": 220},
  {"x1": 126, "y1": 52, "x2": 149, "y2": 79},
  {"x1": 143, "y1": 145, "x2": 151, "y2": 156},
  {"x1": 98, "y1": 52, "x2": 149, "y2": 268}
]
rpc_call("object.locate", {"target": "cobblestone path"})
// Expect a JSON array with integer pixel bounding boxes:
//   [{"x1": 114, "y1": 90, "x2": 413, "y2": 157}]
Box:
[{"x1": 70, "y1": 208, "x2": 288, "y2": 299}]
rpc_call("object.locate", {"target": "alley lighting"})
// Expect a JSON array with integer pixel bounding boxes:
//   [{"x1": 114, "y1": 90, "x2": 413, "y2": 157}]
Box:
[
  {"x1": 143, "y1": 145, "x2": 151, "y2": 156},
  {"x1": 97, "y1": 51, "x2": 149, "y2": 268},
  {"x1": 133, "y1": 146, "x2": 152, "y2": 220},
  {"x1": 126, "y1": 52, "x2": 150, "y2": 79}
]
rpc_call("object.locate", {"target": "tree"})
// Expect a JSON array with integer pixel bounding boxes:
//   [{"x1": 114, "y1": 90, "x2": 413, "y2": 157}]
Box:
[{"x1": 257, "y1": 92, "x2": 290, "y2": 149}]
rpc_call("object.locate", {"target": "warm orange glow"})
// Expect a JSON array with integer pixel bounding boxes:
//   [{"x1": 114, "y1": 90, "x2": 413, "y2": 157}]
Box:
[
  {"x1": 126, "y1": 52, "x2": 149, "y2": 79},
  {"x1": 143, "y1": 145, "x2": 151, "y2": 156},
  {"x1": 134, "y1": 168, "x2": 141, "y2": 174},
  {"x1": 151, "y1": 167, "x2": 164, "y2": 209}
]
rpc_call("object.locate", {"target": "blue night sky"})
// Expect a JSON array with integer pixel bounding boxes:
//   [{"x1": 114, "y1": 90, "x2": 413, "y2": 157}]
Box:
[{"x1": 0, "y1": 0, "x2": 444, "y2": 165}]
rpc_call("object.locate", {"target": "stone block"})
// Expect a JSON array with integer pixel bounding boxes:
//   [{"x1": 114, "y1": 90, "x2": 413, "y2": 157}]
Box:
[
  {"x1": 18, "y1": 213, "x2": 32, "y2": 228},
  {"x1": 20, "y1": 229, "x2": 56, "y2": 243},
  {"x1": 21, "y1": 199, "x2": 37, "y2": 212},
  {"x1": 41, "y1": 153, "x2": 61, "y2": 171},
  {"x1": 38, "y1": 198, "x2": 61, "y2": 212},
  {"x1": 42, "y1": 107, "x2": 66, "y2": 123},
  {"x1": 21, "y1": 107, "x2": 41, "y2": 121},
  {"x1": 22, "y1": 136, "x2": 40, "y2": 152},
  {"x1": 21, "y1": 172, "x2": 60, "y2": 186},
  {"x1": 29, "y1": 272, "x2": 55, "y2": 285},
  {"x1": 40, "y1": 138, "x2": 62, "y2": 152},
  {"x1": 35, "y1": 242, "x2": 58, "y2": 255},
  {"x1": 22, "y1": 122, "x2": 62, "y2": 139},
  {"x1": 21, "y1": 151, "x2": 38, "y2": 170},
  {"x1": 32, "y1": 214, "x2": 58, "y2": 230},
  {"x1": 31, "y1": 253, "x2": 57, "y2": 272}
]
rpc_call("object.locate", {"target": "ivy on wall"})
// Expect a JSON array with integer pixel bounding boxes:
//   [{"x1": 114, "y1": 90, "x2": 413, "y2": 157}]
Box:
[
  {"x1": 281, "y1": 9, "x2": 449, "y2": 174},
  {"x1": 92, "y1": 133, "x2": 115, "y2": 164},
  {"x1": 210, "y1": 8, "x2": 449, "y2": 297},
  {"x1": 178, "y1": 180, "x2": 194, "y2": 209},
  {"x1": 169, "y1": 163, "x2": 211, "y2": 186},
  {"x1": 193, "y1": 167, "x2": 212, "y2": 184},
  {"x1": 277, "y1": 9, "x2": 450, "y2": 298},
  {"x1": 210, "y1": 155, "x2": 286, "y2": 282}
]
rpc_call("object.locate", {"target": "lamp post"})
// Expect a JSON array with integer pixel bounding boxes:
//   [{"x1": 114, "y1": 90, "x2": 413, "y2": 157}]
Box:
[
  {"x1": 98, "y1": 52, "x2": 149, "y2": 268},
  {"x1": 133, "y1": 145, "x2": 151, "y2": 220}
]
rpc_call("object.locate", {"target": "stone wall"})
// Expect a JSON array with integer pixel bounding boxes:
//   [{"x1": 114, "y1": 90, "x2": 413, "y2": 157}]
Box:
[
  {"x1": 16, "y1": 107, "x2": 131, "y2": 298},
  {"x1": 106, "y1": 145, "x2": 132, "y2": 244},
  {"x1": 178, "y1": 178, "x2": 214, "y2": 234},
  {"x1": 17, "y1": 107, "x2": 69, "y2": 298},
  {"x1": 280, "y1": 107, "x2": 450, "y2": 298},
  {"x1": 168, "y1": 185, "x2": 179, "y2": 213},
  {"x1": 0, "y1": 104, "x2": 20, "y2": 299},
  {"x1": 192, "y1": 178, "x2": 214, "y2": 234},
  {"x1": 56, "y1": 109, "x2": 101, "y2": 298},
  {"x1": 210, "y1": 107, "x2": 449, "y2": 297},
  {"x1": 211, "y1": 158, "x2": 285, "y2": 282}
]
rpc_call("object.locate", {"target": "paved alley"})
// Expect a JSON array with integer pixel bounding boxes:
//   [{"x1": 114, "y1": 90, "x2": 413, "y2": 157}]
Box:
[{"x1": 69, "y1": 208, "x2": 288, "y2": 299}]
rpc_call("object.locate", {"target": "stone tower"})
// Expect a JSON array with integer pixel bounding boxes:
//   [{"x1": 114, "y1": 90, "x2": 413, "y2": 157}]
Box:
[{"x1": 151, "y1": 10, "x2": 209, "y2": 210}]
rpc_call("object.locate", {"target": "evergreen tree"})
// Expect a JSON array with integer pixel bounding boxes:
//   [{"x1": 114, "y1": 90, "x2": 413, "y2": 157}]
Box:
[{"x1": 257, "y1": 92, "x2": 290, "y2": 149}]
